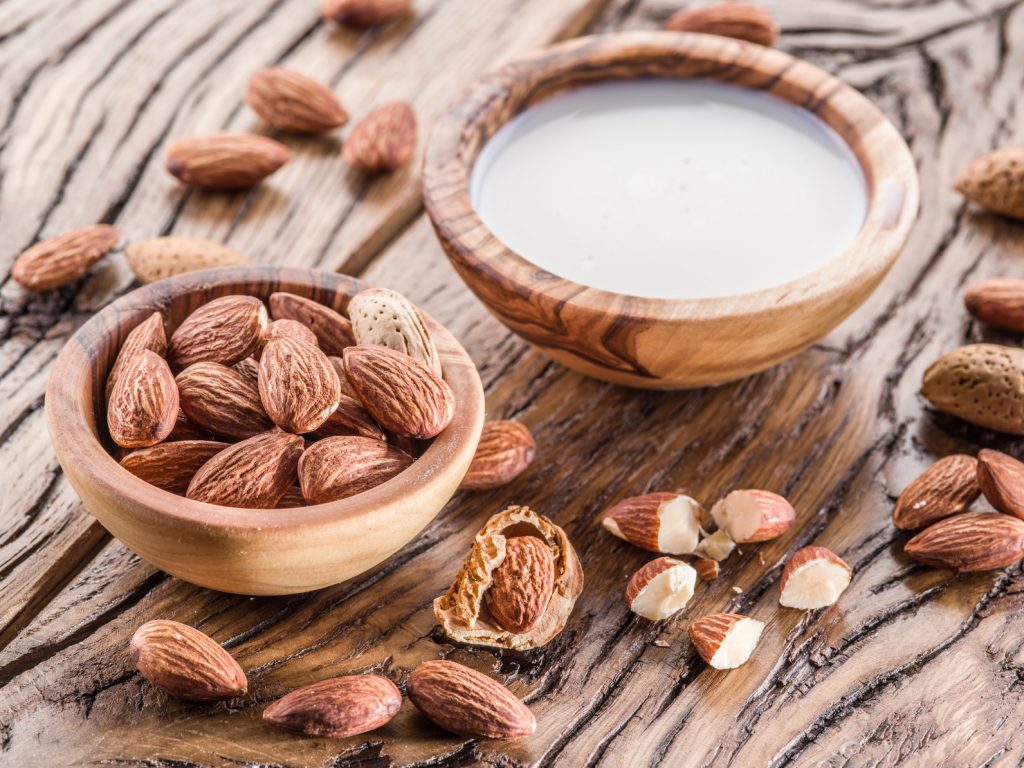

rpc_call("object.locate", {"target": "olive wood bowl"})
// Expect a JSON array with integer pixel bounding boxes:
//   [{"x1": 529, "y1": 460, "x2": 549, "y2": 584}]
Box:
[
  {"x1": 46, "y1": 266, "x2": 485, "y2": 595},
  {"x1": 423, "y1": 31, "x2": 919, "y2": 389}
]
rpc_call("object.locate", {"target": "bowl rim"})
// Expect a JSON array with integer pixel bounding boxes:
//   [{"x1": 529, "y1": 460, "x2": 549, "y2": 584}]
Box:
[
  {"x1": 422, "y1": 30, "x2": 920, "y2": 324},
  {"x1": 45, "y1": 265, "x2": 485, "y2": 534}
]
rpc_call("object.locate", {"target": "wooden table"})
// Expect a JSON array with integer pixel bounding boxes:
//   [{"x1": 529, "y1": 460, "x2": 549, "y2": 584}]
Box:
[{"x1": 2, "y1": 0, "x2": 1022, "y2": 765}]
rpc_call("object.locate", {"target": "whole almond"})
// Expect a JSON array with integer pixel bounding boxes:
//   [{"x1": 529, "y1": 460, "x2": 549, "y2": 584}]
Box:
[
  {"x1": 120, "y1": 440, "x2": 228, "y2": 493},
  {"x1": 460, "y1": 420, "x2": 536, "y2": 491},
  {"x1": 954, "y1": 147, "x2": 1024, "y2": 220},
  {"x1": 165, "y1": 133, "x2": 291, "y2": 189},
  {"x1": 892, "y1": 454, "x2": 980, "y2": 530},
  {"x1": 187, "y1": 431, "x2": 304, "y2": 508},
  {"x1": 269, "y1": 292, "x2": 355, "y2": 356},
  {"x1": 298, "y1": 436, "x2": 412, "y2": 503},
  {"x1": 259, "y1": 337, "x2": 341, "y2": 433},
  {"x1": 343, "y1": 345, "x2": 455, "y2": 439},
  {"x1": 130, "y1": 620, "x2": 247, "y2": 701},
  {"x1": 168, "y1": 295, "x2": 268, "y2": 368},
  {"x1": 977, "y1": 449, "x2": 1024, "y2": 520},
  {"x1": 234, "y1": 356, "x2": 260, "y2": 382},
  {"x1": 348, "y1": 287, "x2": 440, "y2": 372},
  {"x1": 168, "y1": 410, "x2": 213, "y2": 441},
  {"x1": 343, "y1": 102, "x2": 416, "y2": 173},
  {"x1": 322, "y1": 0, "x2": 410, "y2": 27},
  {"x1": 666, "y1": 2, "x2": 779, "y2": 47},
  {"x1": 406, "y1": 660, "x2": 536, "y2": 740},
  {"x1": 107, "y1": 350, "x2": 179, "y2": 448},
  {"x1": 484, "y1": 536, "x2": 555, "y2": 633},
  {"x1": 315, "y1": 395, "x2": 386, "y2": 441},
  {"x1": 245, "y1": 67, "x2": 348, "y2": 133},
  {"x1": 905, "y1": 512, "x2": 1024, "y2": 571},
  {"x1": 921, "y1": 344, "x2": 1024, "y2": 435},
  {"x1": 262, "y1": 318, "x2": 318, "y2": 351},
  {"x1": 176, "y1": 362, "x2": 275, "y2": 439},
  {"x1": 106, "y1": 312, "x2": 167, "y2": 401},
  {"x1": 964, "y1": 278, "x2": 1024, "y2": 332},
  {"x1": 125, "y1": 236, "x2": 248, "y2": 284},
  {"x1": 263, "y1": 675, "x2": 401, "y2": 739},
  {"x1": 12, "y1": 224, "x2": 119, "y2": 291}
]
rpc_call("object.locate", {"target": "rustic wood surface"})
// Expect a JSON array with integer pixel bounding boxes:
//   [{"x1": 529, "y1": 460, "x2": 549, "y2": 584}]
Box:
[{"x1": 1, "y1": 0, "x2": 1023, "y2": 766}]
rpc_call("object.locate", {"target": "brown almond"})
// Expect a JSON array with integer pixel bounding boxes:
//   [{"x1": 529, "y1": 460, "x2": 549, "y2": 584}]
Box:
[
  {"x1": 666, "y1": 2, "x2": 779, "y2": 47},
  {"x1": 234, "y1": 356, "x2": 260, "y2": 382},
  {"x1": 276, "y1": 486, "x2": 307, "y2": 509},
  {"x1": 484, "y1": 536, "x2": 555, "y2": 634},
  {"x1": 165, "y1": 133, "x2": 290, "y2": 189},
  {"x1": 263, "y1": 675, "x2": 401, "y2": 739},
  {"x1": 954, "y1": 147, "x2": 1024, "y2": 220},
  {"x1": 347, "y1": 287, "x2": 441, "y2": 372},
  {"x1": 124, "y1": 236, "x2": 249, "y2": 284},
  {"x1": 106, "y1": 312, "x2": 167, "y2": 401},
  {"x1": 186, "y1": 431, "x2": 304, "y2": 508},
  {"x1": 343, "y1": 345, "x2": 455, "y2": 439},
  {"x1": 12, "y1": 224, "x2": 119, "y2": 291},
  {"x1": 601, "y1": 493, "x2": 704, "y2": 554},
  {"x1": 626, "y1": 557, "x2": 697, "y2": 620},
  {"x1": 269, "y1": 292, "x2": 354, "y2": 356},
  {"x1": 710, "y1": 489, "x2": 795, "y2": 543},
  {"x1": 977, "y1": 449, "x2": 1024, "y2": 520},
  {"x1": 120, "y1": 440, "x2": 228, "y2": 494},
  {"x1": 893, "y1": 454, "x2": 980, "y2": 530},
  {"x1": 964, "y1": 278, "x2": 1024, "y2": 332},
  {"x1": 322, "y1": 0, "x2": 410, "y2": 27},
  {"x1": 693, "y1": 557, "x2": 720, "y2": 581},
  {"x1": 298, "y1": 435, "x2": 412, "y2": 503},
  {"x1": 259, "y1": 337, "x2": 341, "y2": 433},
  {"x1": 459, "y1": 420, "x2": 536, "y2": 491},
  {"x1": 904, "y1": 512, "x2": 1024, "y2": 572},
  {"x1": 107, "y1": 350, "x2": 179, "y2": 448},
  {"x1": 176, "y1": 362, "x2": 275, "y2": 439},
  {"x1": 167, "y1": 410, "x2": 214, "y2": 441},
  {"x1": 262, "y1": 318, "x2": 318, "y2": 350},
  {"x1": 315, "y1": 395, "x2": 386, "y2": 441},
  {"x1": 130, "y1": 620, "x2": 247, "y2": 701},
  {"x1": 168, "y1": 295, "x2": 268, "y2": 367},
  {"x1": 406, "y1": 660, "x2": 536, "y2": 740},
  {"x1": 688, "y1": 613, "x2": 764, "y2": 669},
  {"x1": 343, "y1": 101, "x2": 416, "y2": 173},
  {"x1": 778, "y1": 546, "x2": 852, "y2": 610},
  {"x1": 245, "y1": 67, "x2": 348, "y2": 133},
  {"x1": 921, "y1": 344, "x2": 1024, "y2": 435}
]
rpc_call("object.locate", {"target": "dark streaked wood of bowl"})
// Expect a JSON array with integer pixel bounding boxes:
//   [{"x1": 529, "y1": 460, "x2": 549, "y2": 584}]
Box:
[
  {"x1": 423, "y1": 31, "x2": 919, "y2": 389},
  {"x1": 44, "y1": 266, "x2": 485, "y2": 596}
]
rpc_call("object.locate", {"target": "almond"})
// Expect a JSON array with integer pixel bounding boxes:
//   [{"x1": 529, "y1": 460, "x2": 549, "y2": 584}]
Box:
[
  {"x1": 484, "y1": 536, "x2": 555, "y2": 633},
  {"x1": 693, "y1": 557, "x2": 720, "y2": 581},
  {"x1": 459, "y1": 420, "x2": 536, "y2": 491},
  {"x1": 406, "y1": 660, "x2": 536, "y2": 740},
  {"x1": 234, "y1": 356, "x2": 260, "y2": 382},
  {"x1": 322, "y1": 0, "x2": 410, "y2": 27},
  {"x1": 977, "y1": 449, "x2": 1024, "y2": 520},
  {"x1": 347, "y1": 287, "x2": 441, "y2": 372},
  {"x1": 954, "y1": 147, "x2": 1024, "y2": 220},
  {"x1": 601, "y1": 493, "x2": 704, "y2": 554},
  {"x1": 165, "y1": 133, "x2": 290, "y2": 189},
  {"x1": 167, "y1": 410, "x2": 213, "y2": 441},
  {"x1": 120, "y1": 440, "x2": 228, "y2": 494},
  {"x1": 921, "y1": 344, "x2": 1024, "y2": 435},
  {"x1": 343, "y1": 101, "x2": 416, "y2": 173},
  {"x1": 106, "y1": 312, "x2": 167, "y2": 401},
  {"x1": 124, "y1": 236, "x2": 248, "y2": 284},
  {"x1": 107, "y1": 350, "x2": 179, "y2": 448},
  {"x1": 626, "y1": 557, "x2": 697, "y2": 620},
  {"x1": 904, "y1": 512, "x2": 1024, "y2": 572},
  {"x1": 260, "y1": 318, "x2": 319, "y2": 352},
  {"x1": 186, "y1": 431, "x2": 304, "y2": 508},
  {"x1": 665, "y1": 2, "x2": 779, "y2": 47},
  {"x1": 244, "y1": 67, "x2": 348, "y2": 134},
  {"x1": 297, "y1": 435, "x2": 412, "y2": 503},
  {"x1": 12, "y1": 223, "x2": 119, "y2": 291},
  {"x1": 130, "y1": 620, "x2": 247, "y2": 701},
  {"x1": 176, "y1": 362, "x2": 274, "y2": 439},
  {"x1": 343, "y1": 345, "x2": 455, "y2": 439},
  {"x1": 269, "y1": 292, "x2": 354, "y2": 357},
  {"x1": 276, "y1": 486, "x2": 307, "y2": 509},
  {"x1": 259, "y1": 336, "x2": 341, "y2": 433},
  {"x1": 892, "y1": 454, "x2": 980, "y2": 530},
  {"x1": 314, "y1": 395, "x2": 386, "y2": 441},
  {"x1": 710, "y1": 489, "x2": 795, "y2": 543},
  {"x1": 964, "y1": 278, "x2": 1024, "y2": 332},
  {"x1": 694, "y1": 530, "x2": 736, "y2": 561},
  {"x1": 263, "y1": 675, "x2": 401, "y2": 739},
  {"x1": 688, "y1": 613, "x2": 764, "y2": 670},
  {"x1": 168, "y1": 295, "x2": 268, "y2": 368},
  {"x1": 778, "y1": 546, "x2": 851, "y2": 609}
]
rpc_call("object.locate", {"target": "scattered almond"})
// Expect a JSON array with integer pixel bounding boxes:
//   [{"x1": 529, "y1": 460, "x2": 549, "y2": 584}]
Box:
[
  {"x1": 263, "y1": 675, "x2": 402, "y2": 739},
  {"x1": 778, "y1": 546, "x2": 851, "y2": 609},
  {"x1": 322, "y1": 0, "x2": 411, "y2": 28},
  {"x1": 244, "y1": 67, "x2": 348, "y2": 133},
  {"x1": 893, "y1": 454, "x2": 979, "y2": 530},
  {"x1": 124, "y1": 237, "x2": 248, "y2": 284},
  {"x1": 106, "y1": 312, "x2": 167, "y2": 401},
  {"x1": 694, "y1": 529, "x2": 736, "y2": 561},
  {"x1": 904, "y1": 512, "x2": 1024, "y2": 572},
  {"x1": 484, "y1": 536, "x2": 555, "y2": 633},
  {"x1": 234, "y1": 356, "x2": 260, "y2": 382},
  {"x1": 693, "y1": 557, "x2": 720, "y2": 581},
  {"x1": 120, "y1": 440, "x2": 228, "y2": 494},
  {"x1": 165, "y1": 133, "x2": 290, "y2": 189},
  {"x1": 710, "y1": 489, "x2": 795, "y2": 543},
  {"x1": 186, "y1": 431, "x2": 304, "y2": 508},
  {"x1": 689, "y1": 613, "x2": 764, "y2": 670},
  {"x1": 259, "y1": 336, "x2": 341, "y2": 433},
  {"x1": 298, "y1": 435, "x2": 412, "y2": 503},
  {"x1": 176, "y1": 362, "x2": 275, "y2": 439},
  {"x1": 168, "y1": 295, "x2": 268, "y2": 368},
  {"x1": 348, "y1": 287, "x2": 441, "y2": 372},
  {"x1": 130, "y1": 620, "x2": 247, "y2": 701},
  {"x1": 12, "y1": 224, "x2": 119, "y2": 291},
  {"x1": 269, "y1": 292, "x2": 354, "y2": 357},
  {"x1": 665, "y1": 2, "x2": 779, "y2": 47},
  {"x1": 601, "y1": 493, "x2": 704, "y2": 554},
  {"x1": 626, "y1": 557, "x2": 697, "y2": 620},
  {"x1": 921, "y1": 344, "x2": 1024, "y2": 435},
  {"x1": 954, "y1": 147, "x2": 1024, "y2": 220},
  {"x1": 964, "y1": 278, "x2": 1024, "y2": 332},
  {"x1": 343, "y1": 101, "x2": 416, "y2": 173},
  {"x1": 107, "y1": 350, "x2": 179, "y2": 448},
  {"x1": 977, "y1": 449, "x2": 1024, "y2": 520},
  {"x1": 460, "y1": 420, "x2": 536, "y2": 491}
]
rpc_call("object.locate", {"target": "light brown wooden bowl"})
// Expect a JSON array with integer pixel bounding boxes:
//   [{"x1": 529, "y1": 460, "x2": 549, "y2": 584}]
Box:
[
  {"x1": 45, "y1": 266, "x2": 485, "y2": 596},
  {"x1": 423, "y1": 31, "x2": 919, "y2": 389}
]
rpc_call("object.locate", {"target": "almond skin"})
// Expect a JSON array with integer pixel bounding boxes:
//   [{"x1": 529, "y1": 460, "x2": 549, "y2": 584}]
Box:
[
  {"x1": 314, "y1": 394, "x2": 386, "y2": 441},
  {"x1": 130, "y1": 620, "x2": 247, "y2": 701},
  {"x1": 234, "y1": 356, "x2": 260, "y2": 382},
  {"x1": 977, "y1": 449, "x2": 1024, "y2": 520},
  {"x1": 921, "y1": 344, "x2": 1024, "y2": 435},
  {"x1": 343, "y1": 345, "x2": 455, "y2": 439},
  {"x1": 688, "y1": 613, "x2": 764, "y2": 669},
  {"x1": 954, "y1": 147, "x2": 1024, "y2": 220},
  {"x1": 347, "y1": 287, "x2": 441, "y2": 373},
  {"x1": 12, "y1": 224, "x2": 119, "y2": 291},
  {"x1": 601, "y1": 493, "x2": 704, "y2": 554},
  {"x1": 460, "y1": 420, "x2": 536, "y2": 491},
  {"x1": 176, "y1": 362, "x2": 274, "y2": 439},
  {"x1": 168, "y1": 295, "x2": 268, "y2": 368},
  {"x1": 125, "y1": 237, "x2": 248, "y2": 284},
  {"x1": 666, "y1": 2, "x2": 779, "y2": 47},
  {"x1": 187, "y1": 431, "x2": 304, "y2": 508},
  {"x1": 778, "y1": 546, "x2": 852, "y2": 609},
  {"x1": 244, "y1": 67, "x2": 348, "y2": 133},
  {"x1": 406, "y1": 660, "x2": 536, "y2": 740},
  {"x1": 298, "y1": 435, "x2": 412, "y2": 503},
  {"x1": 343, "y1": 101, "x2": 416, "y2": 173},
  {"x1": 710, "y1": 489, "x2": 795, "y2": 543},
  {"x1": 893, "y1": 454, "x2": 980, "y2": 531},
  {"x1": 693, "y1": 558, "x2": 720, "y2": 581},
  {"x1": 261, "y1": 318, "x2": 319, "y2": 352},
  {"x1": 905, "y1": 512, "x2": 1024, "y2": 572},
  {"x1": 964, "y1": 278, "x2": 1024, "y2": 332},
  {"x1": 268, "y1": 292, "x2": 354, "y2": 357},
  {"x1": 259, "y1": 336, "x2": 341, "y2": 433},
  {"x1": 626, "y1": 557, "x2": 697, "y2": 620},
  {"x1": 322, "y1": 0, "x2": 410, "y2": 27},
  {"x1": 263, "y1": 675, "x2": 401, "y2": 739},
  {"x1": 165, "y1": 133, "x2": 290, "y2": 189},
  {"x1": 106, "y1": 312, "x2": 167, "y2": 401},
  {"x1": 107, "y1": 350, "x2": 179, "y2": 448},
  {"x1": 120, "y1": 440, "x2": 228, "y2": 494},
  {"x1": 484, "y1": 536, "x2": 555, "y2": 634}
]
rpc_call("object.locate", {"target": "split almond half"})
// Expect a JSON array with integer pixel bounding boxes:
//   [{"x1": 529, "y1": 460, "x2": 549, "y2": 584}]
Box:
[
  {"x1": 778, "y1": 546, "x2": 852, "y2": 610},
  {"x1": 626, "y1": 557, "x2": 697, "y2": 620},
  {"x1": 892, "y1": 454, "x2": 980, "y2": 530},
  {"x1": 710, "y1": 489, "x2": 795, "y2": 543},
  {"x1": 689, "y1": 613, "x2": 764, "y2": 670},
  {"x1": 694, "y1": 529, "x2": 736, "y2": 561},
  {"x1": 601, "y1": 492, "x2": 704, "y2": 554}
]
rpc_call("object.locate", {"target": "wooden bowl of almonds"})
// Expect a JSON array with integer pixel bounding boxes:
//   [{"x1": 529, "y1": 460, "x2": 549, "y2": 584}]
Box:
[{"x1": 45, "y1": 266, "x2": 485, "y2": 595}]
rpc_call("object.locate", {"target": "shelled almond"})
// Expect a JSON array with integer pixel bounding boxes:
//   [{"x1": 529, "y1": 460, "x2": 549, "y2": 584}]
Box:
[
  {"x1": 263, "y1": 675, "x2": 402, "y2": 739},
  {"x1": 459, "y1": 420, "x2": 536, "y2": 490},
  {"x1": 130, "y1": 620, "x2": 247, "y2": 701},
  {"x1": 12, "y1": 223, "x2": 120, "y2": 291},
  {"x1": 245, "y1": 67, "x2": 348, "y2": 134}
]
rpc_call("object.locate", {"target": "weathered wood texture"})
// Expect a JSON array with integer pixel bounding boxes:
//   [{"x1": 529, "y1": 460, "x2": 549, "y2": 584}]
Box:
[{"x1": 2, "y1": 0, "x2": 1024, "y2": 766}]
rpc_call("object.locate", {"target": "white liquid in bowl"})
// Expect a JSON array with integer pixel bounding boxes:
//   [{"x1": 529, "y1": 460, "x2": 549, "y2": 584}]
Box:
[{"x1": 470, "y1": 79, "x2": 868, "y2": 300}]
